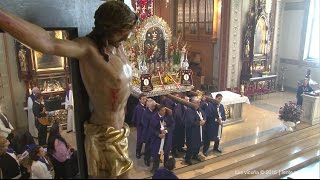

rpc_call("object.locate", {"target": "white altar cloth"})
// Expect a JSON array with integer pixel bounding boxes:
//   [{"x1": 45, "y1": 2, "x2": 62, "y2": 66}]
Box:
[{"x1": 211, "y1": 91, "x2": 250, "y2": 106}]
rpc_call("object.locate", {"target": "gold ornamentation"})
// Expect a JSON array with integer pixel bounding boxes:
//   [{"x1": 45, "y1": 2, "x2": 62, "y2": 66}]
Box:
[
  {"x1": 135, "y1": 15, "x2": 172, "y2": 66},
  {"x1": 84, "y1": 122, "x2": 133, "y2": 178}
]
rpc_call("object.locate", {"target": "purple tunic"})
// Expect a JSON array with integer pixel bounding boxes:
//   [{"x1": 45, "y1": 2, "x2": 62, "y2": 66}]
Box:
[
  {"x1": 184, "y1": 107, "x2": 206, "y2": 149},
  {"x1": 204, "y1": 102, "x2": 226, "y2": 141},
  {"x1": 160, "y1": 97, "x2": 175, "y2": 110},
  {"x1": 132, "y1": 103, "x2": 146, "y2": 145},
  {"x1": 141, "y1": 108, "x2": 155, "y2": 143},
  {"x1": 172, "y1": 103, "x2": 186, "y2": 149},
  {"x1": 149, "y1": 113, "x2": 175, "y2": 158},
  {"x1": 152, "y1": 168, "x2": 178, "y2": 179}
]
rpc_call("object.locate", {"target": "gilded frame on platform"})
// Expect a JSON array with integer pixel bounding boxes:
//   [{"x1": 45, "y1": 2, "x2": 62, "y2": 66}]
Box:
[{"x1": 136, "y1": 16, "x2": 172, "y2": 63}]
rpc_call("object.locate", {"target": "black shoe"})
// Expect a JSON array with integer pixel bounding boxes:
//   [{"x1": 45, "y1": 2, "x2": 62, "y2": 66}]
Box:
[
  {"x1": 136, "y1": 154, "x2": 141, "y2": 159},
  {"x1": 150, "y1": 168, "x2": 157, "y2": 174},
  {"x1": 178, "y1": 148, "x2": 186, "y2": 153},
  {"x1": 203, "y1": 152, "x2": 208, "y2": 157},
  {"x1": 192, "y1": 156, "x2": 202, "y2": 162},
  {"x1": 144, "y1": 159, "x2": 150, "y2": 167},
  {"x1": 172, "y1": 152, "x2": 179, "y2": 157},
  {"x1": 185, "y1": 160, "x2": 192, "y2": 166},
  {"x1": 214, "y1": 148, "x2": 222, "y2": 153}
]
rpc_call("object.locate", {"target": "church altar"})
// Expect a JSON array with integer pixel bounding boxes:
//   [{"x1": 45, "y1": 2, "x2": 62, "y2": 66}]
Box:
[{"x1": 211, "y1": 91, "x2": 250, "y2": 126}]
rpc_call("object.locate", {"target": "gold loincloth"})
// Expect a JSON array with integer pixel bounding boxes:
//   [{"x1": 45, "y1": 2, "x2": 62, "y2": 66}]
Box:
[{"x1": 84, "y1": 122, "x2": 133, "y2": 178}]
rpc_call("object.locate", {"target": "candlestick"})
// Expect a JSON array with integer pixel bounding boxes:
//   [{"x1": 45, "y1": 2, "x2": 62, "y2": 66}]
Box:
[{"x1": 241, "y1": 84, "x2": 245, "y2": 97}]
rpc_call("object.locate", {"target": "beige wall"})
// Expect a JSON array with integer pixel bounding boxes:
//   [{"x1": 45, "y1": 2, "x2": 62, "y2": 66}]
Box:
[
  {"x1": 0, "y1": 35, "x2": 27, "y2": 129},
  {"x1": 277, "y1": 0, "x2": 320, "y2": 90}
]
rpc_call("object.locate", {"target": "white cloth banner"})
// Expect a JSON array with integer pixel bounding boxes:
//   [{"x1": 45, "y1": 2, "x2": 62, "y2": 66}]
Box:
[
  {"x1": 158, "y1": 121, "x2": 165, "y2": 154},
  {"x1": 196, "y1": 111, "x2": 204, "y2": 142},
  {"x1": 217, "y1": 105, "x2": 222, "y2": 140}
]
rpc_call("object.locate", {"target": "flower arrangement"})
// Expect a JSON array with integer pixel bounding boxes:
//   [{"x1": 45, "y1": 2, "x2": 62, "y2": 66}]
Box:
[
  {"x1": 168, "y1": 33, "x2": 190, "y2": 65},
  {"x1": 279, "y1": 101, "x2": 303, "y2": 123}
]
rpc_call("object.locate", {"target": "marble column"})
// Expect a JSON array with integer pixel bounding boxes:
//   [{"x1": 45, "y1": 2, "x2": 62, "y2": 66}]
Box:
[
  {"x1": 272, "y1": 0, "x2": 284, "y2": 86},
  {"x1": 227, "y1": 0, "x2": 243, "y2": 88}
]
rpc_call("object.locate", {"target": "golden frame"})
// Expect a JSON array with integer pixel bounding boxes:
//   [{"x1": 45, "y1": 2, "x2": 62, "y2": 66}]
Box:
[
  {"x1": 136, "y1": 16, "x2": 172, "y2": 61},
  {"x1": 33, "y1": 30, "x2": 66, "y2": 72}
]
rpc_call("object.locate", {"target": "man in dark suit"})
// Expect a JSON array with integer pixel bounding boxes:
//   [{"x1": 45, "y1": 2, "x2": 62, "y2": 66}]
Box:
[
  {"x1": 296, "y1": 78, "x2": 314, "y2": 106},
  {"x1": 32, "y1": 93, "x2": 47, "y2": 146}
]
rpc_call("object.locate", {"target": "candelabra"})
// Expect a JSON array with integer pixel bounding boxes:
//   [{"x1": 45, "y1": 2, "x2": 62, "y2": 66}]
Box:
[{"x1": 280, "y1": 66, "x2": 287, "y2": 92}]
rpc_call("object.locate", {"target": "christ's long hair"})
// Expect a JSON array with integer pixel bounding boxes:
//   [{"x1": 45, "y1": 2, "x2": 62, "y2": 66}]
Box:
[{"x1": 87, "y1": 0, "x2": 138, "y2": 62}]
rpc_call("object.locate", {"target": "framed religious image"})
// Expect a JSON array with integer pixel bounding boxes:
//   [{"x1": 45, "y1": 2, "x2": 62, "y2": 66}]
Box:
[
  {"x1": 33, "y1": 30, "x2": 67, "y2": 72},
  {"x1": 15, "y1": 41, "x2": 32, "y2": 80},
  {"x1": 37, "y1": 76, "x2": 66, "y2": 93}
]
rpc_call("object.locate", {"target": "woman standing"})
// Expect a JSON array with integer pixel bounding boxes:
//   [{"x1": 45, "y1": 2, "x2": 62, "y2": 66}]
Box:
[
  {"x1": 47, "y1": 122, "x2": 78, "y2": 178},
  {"x1": 29, "y1": 146, "x2": 53, "y2": 179}
]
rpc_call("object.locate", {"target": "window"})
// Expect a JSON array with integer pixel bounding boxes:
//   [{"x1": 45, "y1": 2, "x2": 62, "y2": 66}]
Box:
[
  {"x1": 176, "y1": 0, "x2": 214, "y2": 35},
  {"x1": 304, "y1": 0, "x2": 319, "y2": 61}
]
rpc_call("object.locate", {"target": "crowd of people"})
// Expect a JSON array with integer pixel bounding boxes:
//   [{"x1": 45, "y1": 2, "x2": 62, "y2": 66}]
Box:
[
  {"x1": 0, "y1": 85, "x2": 78, "y2": 179},
  {"x1": 0, "y1": 121, "x2": 78, "y2": 179},
  {"x1": 132, "y1": 92, "x2": 226, "y2": 175}
]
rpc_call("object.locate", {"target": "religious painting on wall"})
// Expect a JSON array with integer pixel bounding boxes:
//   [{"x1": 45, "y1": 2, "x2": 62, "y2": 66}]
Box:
[
  {"x1": 15, "y1": 41, "x2": 32, "y2": 80},
  {"x1": 37, "y1": 76, "x2": 66, "y2": 93},
  {"x1": 33, "y1": 30, "x2": 66, "y2": 72}
]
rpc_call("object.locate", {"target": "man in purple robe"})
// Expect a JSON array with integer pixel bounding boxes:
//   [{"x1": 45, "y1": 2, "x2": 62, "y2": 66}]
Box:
[
  {"x1": 141, "y1": 99, "x2": 157, "y2": 166},
  {"x1": 149, "y1": 105, "x2": 175, "y2": 174},
  {"x1": 152, "y1": 158, "x2": 178, "y2": 179},
  {"x1": 203, "y1": 93, "x2": 226, "y2": 156},
  {"x1": 160, "y1": 96, "x2": 175, "y2": 110},
  {"x1": 172, "y1": 101, "x2": 186, "y2": 157},
  {"x1": 132, "y1": 93, "x2": 148, "y2": 159},
  {"x1": 200, "y1": 93, "x2": 210, "y2": 113},
  {"x1": 184, "y1": 96, "x2": 206, "y2": 166}
]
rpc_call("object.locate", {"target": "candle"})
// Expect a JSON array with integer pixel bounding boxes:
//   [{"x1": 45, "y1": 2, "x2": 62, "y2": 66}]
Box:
[
  {"x1": 241, "y1": 85, "x2": 245, "y2": 92},
  {"x1": 269, "y1": 65, "x2": 271, "y2": 71}
]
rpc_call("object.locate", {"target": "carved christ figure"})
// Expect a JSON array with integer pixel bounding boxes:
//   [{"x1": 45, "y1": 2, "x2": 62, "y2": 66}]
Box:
[{"x1": 0, "y1": 1, "x2": 138, "y2": 179}]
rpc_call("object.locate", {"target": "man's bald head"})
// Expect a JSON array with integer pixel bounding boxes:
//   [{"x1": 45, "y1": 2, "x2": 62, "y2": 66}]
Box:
[
  {"x1": 146, "y1": 99, "x2": 156, "y2": 111},
  {"x1": 32, "y1": 87, "x2": 40, "y2": 94}
]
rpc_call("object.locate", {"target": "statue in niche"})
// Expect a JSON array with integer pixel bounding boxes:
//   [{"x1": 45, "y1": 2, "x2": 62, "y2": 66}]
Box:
[
  {"x1": 144, "y1": 27, "x2": 165, "y2": 63},
  {"x1": 254, "y1": 17, "x2": 267, "y2": 55},
  {"x1": 18, "y1": 46, "x2": 27, "y2": 72}
]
